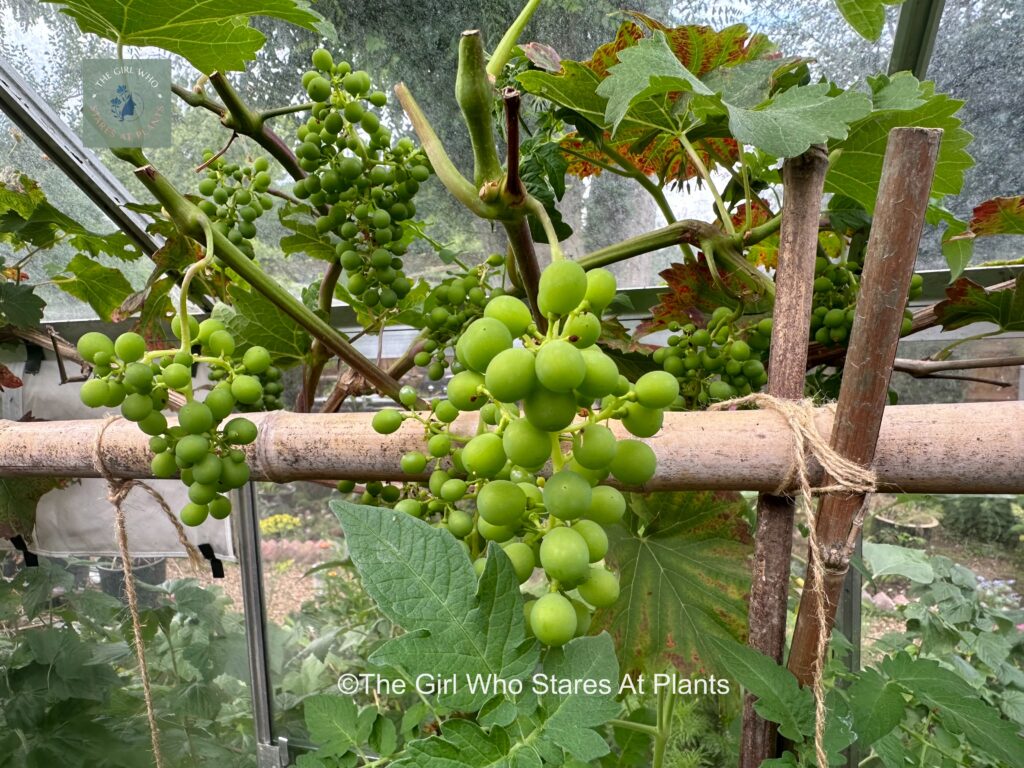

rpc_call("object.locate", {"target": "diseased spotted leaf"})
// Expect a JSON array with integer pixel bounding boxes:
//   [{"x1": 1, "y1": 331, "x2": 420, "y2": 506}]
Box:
[
  {"x1": 45, "y1": 0, "x2": 331, "y2": 74},
  {"x1": 934, "y1": 274, "x2": 1024, "y2": 332},
  {"x1": 953, "y1": 195, "x2": 1024, "y2": 240},
  {"x1": 596, "y1": 491, "x2": 751, "y2": 675}
]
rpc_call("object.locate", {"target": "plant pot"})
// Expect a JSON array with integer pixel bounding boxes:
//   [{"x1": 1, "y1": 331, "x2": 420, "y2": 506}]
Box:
[{"x1": 873, "y1": 513, "x2": 940, "y2": 542}]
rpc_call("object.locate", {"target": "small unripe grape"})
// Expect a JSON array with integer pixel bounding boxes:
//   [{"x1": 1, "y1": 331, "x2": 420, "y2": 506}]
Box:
[
  {"x1": 207, "y1": 330, "x2": 236, "y2": 357},
  {"x1": 104, "y1": 380, "x2": 126, "y2": 407},
  {"x1": 189, "y1": 482, "x2": 219, "y2": 505},
  {"x1": 446, "y1": 370, "x2": 485, "y2": 411},
  {"x1": 535, "y1": 340, "x2": 585, "y2": 392},
  {"x1": 609, "y1": 439, "x2": 656, "y2": 486},
  {"x1": 151, "y1": 451, "x2": 178, "y2": 479},
  {"x1": 428, "y1": 433, "x2": 451, "y2": 458},
  {"x1": 571, "y1": 519, "x2": 609, "y2": 562},
  {"x1": 564, "y1": 312, "x2": 601, "y2": 348},
  {"x1": 175, "y1": 435, "x2": 209, "y2": 466},
  {"x1": 434, "y1": 400, "x2": 460, "y2": 423},
  {"x1": 231, "y1": 375, "x2": 263, "y2": 405},
  {"x1": 501, "y1": 418, "x2": 552, "y2": 470},
  {"x1": 501, "y1": 542, "x2": 535, "y2": 583},
  {"x1": 220, "y1": 458, "x2": 251, "y2": 489},
  {"x1": 543, "y1": 470, "x2": 592, "y2": 521},
  {"x1": 401, "y1": 451, "x2": 427, "y2": 474},
  {"x1": 204, "y1": 387, "x2": 236, "y2": 421},
  {"x1": 447, "y1": 509, "x2": 474, "y2": 538},
  {"x1": 76, "y1": 332, "x2": 114, "y2": 363},
  {"x1": 455, "y1": 318, "x2": 512, "y2": 373},
  {"x1": 485, "y1": 347, "x2": 536, "y2": 403},
  {"x1": 461, "y1": 433, "x2": 506, "y2": 479},
  {"x1": 80, "y1": 378, "x2": 110, "y2": 408},
  {"x1": 621, "y1": 403, "x2": 663, "y2": 438},
  {"x1": 209, "y1": 496, "x2": 232, "y2": 520},
  {"x1": 372, "y1": 408, "x2": 403, "y2": 434},
  {"x1": 399, "y1": 385, "x2": 419, "y2": 408},
  {"x1": 138, "y1": 410, "x2": 168, "y2": 437},
  {"x1": 114, "y1": 332, "x2": 147, "y2": 363},
  {"x1": 477, "y1": 480, "x2": 526, "y2": 526},
  {"x1": 192, "y1": 453, "x2": 223, "y2": 485},
  {"x1": 586, "y1": 485, "x2": 626, "y2": 525},
  {"x1": 708, "y1": 380, "x2": 735, "y2": 402},
  {"x1": 584, "y1": 268, "x2": 617, "y2": 314},
  {"x1": 539, "y1": 526, "x2": 590, "y2": 583},
  {"x1": 180, "y1": 502, "x2": 209, "y2": 527},
  {"x1": 395, "y1": 498, "x2": 422, "y2": 517},
  {"x1": 577, "y1": 347, "x2": 620, "y2": 399},
  {"x1": 538, "y1": 260, "x2": 587, "y2": 317},
  {"x1": 224, "y1": 417, "x2": 258, "y2": 445},
  {"x1": 530, "y1": 593, "x2": 576, "y2": 647},
  {"x1": 197, "y1": 318, "x2": 225, "y2": 345},
  {"x1": 242, "y1": 346, "x2": 271, "y2": 374},
  {"x1": 161, "y1": 363, "x2": 192, "y2": 391},
  {"x1": 483, "y1": 295, "x2": 533, "y2": 338},
  {"x1": 634, "y1": 370, "x2": 680, "y2": 410},
  {"x1": 578, "y1": 566, "x2": 620, "y2": 608},
  {"x1": 311, "y1": 48, "x2": 334, "y2": 71},
  {"x1": 440, "y1": 478, "x2": 468, "y2": 502},
  {"x1": 306, "y1": 76, "x2": 332, "y2": 102},
  {"x1": 572, "y1": 424, "x2": 617, "y2": 469},
  {"x1": 477, "y1": 517, "x2": 515, "y2": 542},
  {"x1": 178, "y1": 401, "x2": 214, "y2": 435},
  {"x1": 121, "y1": 393, "x2": 153, "y2": 422},
  {"x1": 170, "y1": 315, "x2": 200, "y2": 341},
  {"x1": 523, "y1": 387, "x2": 578, "y2": 433}
]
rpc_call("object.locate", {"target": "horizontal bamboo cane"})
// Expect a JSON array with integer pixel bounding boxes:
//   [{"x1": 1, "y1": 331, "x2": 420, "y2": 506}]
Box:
[{"x1": 0, "y1": 402, "x2": 1021, "y2": 492}]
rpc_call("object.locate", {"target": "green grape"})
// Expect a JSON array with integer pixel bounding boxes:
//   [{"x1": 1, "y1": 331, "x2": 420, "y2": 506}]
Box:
[
  {"x1": 180, "y1": 503, "x2": 209, "y2": 527},
  {"x1": 446, "y1": 370, "x2": 485, "y2": 411},
  {"x1": 565, "y1": 457, "x2": 608, "y2": 487},
  {"x1": 576, "y1": 347, "x2": 620, "y2": 399},
  {"x1": 571, "y1": 519, "x2": 608, "y2": 562},
  {"x1": 543, "y1": 470, "x2": 592, "y2": 521},
  {"x1": 440, "y1": 478, "x2": 468, "y2": 502},
  {"x1": 572, "y1": 424, "x2": 617, "y2": 470},
  {"x1": 161, "y1": 363, "x2": 192, "y2": 391},
  {"x1": 399, "y1": 385, "x2": 419, "y2": 408},
  {"x1": 447, "y1": 509, "x2": 474, "y2": 538},
  {"x1": 170, "y1": 315, "x2": 200, "y2": 341},
  {"x1": 138, "y1": 411, "x2": 168, "y2": 437},
  {"x1": 461, "y1": 433, "x2": 506, "y2": 479},
  {"x1": 175, "y1": 435, "x2": 209, "y2": 466},
  {"x1": 204, "y1": 388, "x2": 236, "y2": 421},
  {"x1": 189, "y1": 482, "x2": 219, "y2": 505},
  {"x1": 207, "y1": 330, "x2": 236, "y2": 357},
  {"x1": 151, "y1": 451, "x2": 178, "y2": 479},
  {"x1": 584, "y1": 268, "x2": 617, "y2": 315},
  {"x1": 586, "y1": 485, "x2": 626, "y2": 525},
  {"x1": 476, "y1": 480, "x2": 526, "y2": 526},
  {"x1": 477, "y1": 517, "x2": 515, "y2": 542},
  {"x1": 121, "y1": 393, "x2": 153, "y2": 422},
  {"x1": 372, "y1": 408, "x2": 403, "y2": 434},
  {"x1": 395, "y1": 499, "x2": 423, "y2": 517},
  {"x1": 539, "y1": 526, "x2": 590, "y2": 583},
  {"x1": 578, "y1": 567, "x2": 620, "y2": 608},
  {"x1": 103, "y1": 381, "x2": 126, "y2": 407},
  {"x1": 80, "y1": 379, "x2": 110, "y2": 408},
  {"x1": 564, "y1": 313, "x2": 601, "y2": 348},
  {"x1": 336, "y1": 479, "x2": 356, "y2": 493},
  {"x1": 192, "y1": 453, "x2": 223, "y2": 485},
  {"x1": 609, "y1": 439, "x2": 656, "y2": 486},
  {"x1": 501, "y1": 418, "x2": 552, "y2": 470},
  {"x1": 209, "y1": 496, "x2": 232, "y2": 520},
  {"x1": 530, "y1": 593, "x2": 576, "y2": 647},
  {"x1": 535, "y1": 340, "x2": 585, "y2": 392},
  {"x1": 434, "y1": 400, "x2": 460, "y2": 423},
  {"x1": 621, "y1": 403, "x2": 663, "y2": 438},
  {"x1": 178, "y1": 402, "x2": 214, "y2": 434},
  {"x1": 122, "y1": 362, "x2": 153, "y2": 393},
  {"x1": 501, "y1": 541, "x2": 535, "y2": 584},
  {"x1": 220, "y1": 459, "x2": 251, "y2": 489},
  {"x1": 472, "y1": 557, "x2": 487, "y2": 576},
  {"x1": 455, "y1": 318, "x2": 512, "y2": 373},
  {"x1": 634, "y1": 371, "x2": 680, "y2": 409},
  {"x1": 483, "y1": 295, "x2": 533, "y2": 337},
  {"x1": 401, "y1": 451, "x2": 427, "y2": 474},
  {"x1": 114, "y1": 332, "x2": 147, "y2": 363},
  {"x1": 306, "y1": 76, "x2": 332, "y2": 102},
  {"x1": 708, "y1": 380, "x2": 735, "y2": 402},
  {"x1": 224, "y1": 417, "x2": 258, "y2": 445},
  {"x1": 523, "y1": 387, "x2": 578, "y2": 432},
  {"x1": 197, "y1": 318, "x2": 224, "y2": 345},
  {"x1": 537, "y1": 260, "x2": 587, "y2": 317},
  {"x1": 231, "y1": 375, "x2": 264, "y2": 405},
  {"x1": 242, "y1": 346, "x2": 271, "y2": 374},
  {"x1": 428, "y1": 433, "x2": 451, "y2": 458},
  {"x1": 571, "y1": 599, "x2": 592, "y2": 637},
  {"x1": 77, "y1": 332, "x2": 114, "y2": 364},
  {"x1": 484, "y1": 347, "x2": 536, "y2": 403}
]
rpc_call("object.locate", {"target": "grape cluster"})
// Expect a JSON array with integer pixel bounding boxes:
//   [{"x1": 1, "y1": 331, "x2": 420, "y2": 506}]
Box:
[
  {"x1": 361, "y1": 260, "x2": 678, "y2": 647},
  {"x1": 413, "y1": 253, "x2": 506, "y2": 380},
  {"x1": 653, "y1": 309, "x2": 771, "y2": 407},
  {"x1": 292, "y1": 48, "x2": 432, "y2": 312},
  {"x1": 76, "y1": 318, "x2": 272, "y2": 526},
  {"x1": 195, "y1": 156, "x2": 274, "y2": 259}
]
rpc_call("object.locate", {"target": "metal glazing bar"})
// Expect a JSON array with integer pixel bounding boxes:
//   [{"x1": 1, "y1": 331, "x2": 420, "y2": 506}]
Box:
[{"x1": 888, "y1": 0, "x2": 946, "y2": 78}]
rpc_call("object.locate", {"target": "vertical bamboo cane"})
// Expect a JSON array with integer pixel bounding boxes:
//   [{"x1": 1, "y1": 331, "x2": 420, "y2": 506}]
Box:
[
  {"x1": 786, "y1": 127, "x2": 942, "y2": 685},
  {"x1": 739, "y1": 146, "x2": 829, "y2": 768}
]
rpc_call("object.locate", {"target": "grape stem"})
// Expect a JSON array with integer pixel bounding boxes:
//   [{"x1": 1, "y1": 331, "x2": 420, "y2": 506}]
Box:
[
  {"x1": 487, "y1": 0, "x2": 544, "y2": 78},
  {"x1": 523, "y1": 196, "x2": 563, "y2": 261}
]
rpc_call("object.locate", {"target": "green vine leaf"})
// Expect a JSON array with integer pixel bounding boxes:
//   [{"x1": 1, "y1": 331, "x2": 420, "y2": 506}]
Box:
[
  {"x1": 53, "y1": 254, "x2": 133, "y2": 323},
  {"x1": 825, "y1": 78, "x2": 974, "y2": 213},
  {"x1": 834, "y1": 0, "x2": 905, "y2": 42},
  {"x1": 45, "y1": 0, "x2": 332, "y2": 74},
  {"x1": 303, "y1": 694, "x2": 373, "y2": 758},
  {"x1": 0, "y1": 282, "x2": 46, "y2": 328},
  {"x1": 0, "y1": 476, "x2": 65, "y2": 539},
  {"x1": 933, "y1": 273, "x2": 1024, "y2": 332},
  {"x1": 862, "y1": 542, "x2": 935, "y2": 584},
  {"x1": 867, "y1": 72, "x2": 927, "y2": 111},
  {"x1": 331, "y1": 500, "x2": 538, "y2": 713},
  {"x1": 212, "y1": 284, "x2": 311, "y2": 367},
  {"x1": 596, "y1": 491, "x2": 751, "y2": 675},
  {"x1": 845, "y1": 667, "x2": 906, "y2": 745}
]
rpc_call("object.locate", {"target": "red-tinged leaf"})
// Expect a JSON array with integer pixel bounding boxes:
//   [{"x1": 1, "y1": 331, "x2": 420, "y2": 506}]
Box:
[
  {"x1": 521, "y1": 41, "x2": 561, "y2": 72},
  {"x1": 625, "y1": 13, "x2": 775, "y2": 76},
  {"x1": 2, "y1": 268, "x2": 29, "y2": 281},
  {"x1": 647, "y1": 258, "x2": 753, "y2": 330},
  {"x1": 951, "y1": 195, "x2": 1024, "y2": 241},
  {"x1": 934, "y1": 274, "x2": 1024, "y2": 332},
  {"x1": 598, "y1": 317, "x2": 659, "y2": 355},
  {"x1": 582, "y1": 20, "x2": 646, "y2": 77},
  {"x1": 0, "y1": 363, "x2": 23, "y2": 390}
]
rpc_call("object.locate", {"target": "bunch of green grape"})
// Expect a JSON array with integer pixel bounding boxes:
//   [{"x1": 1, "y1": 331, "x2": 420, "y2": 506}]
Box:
[
  {"x1": 653, "y1": 309, "x2": 771, "y2": 408},
  {"x1": 361, "y1": 260, "x2": 677, "y2": 648},
  {"x1": 291, "y1": 48, "x2": 432, "y2": 311},
  {"x1": 195, "y1": 156, "x2": 274, "y2": 259},
  {"x1": 76, "y1": 318, "x2": 270, "y2": 526},
  {"x1": 413, "y1": 253, "x2": 506, "y2": 380}
]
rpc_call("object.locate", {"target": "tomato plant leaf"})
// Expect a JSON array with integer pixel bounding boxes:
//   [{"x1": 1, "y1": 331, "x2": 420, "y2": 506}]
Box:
[
  {"x1": 862, "y1": 542, "x2": 935, "y2": 583},
  {"x1": 0, "y1": 282, "x2": 46, "y2": 327},
  {"x1": 834, "y1": 0, "x2": 905, "y2": 42},
  {"x1": 332, "y1": 500, "x2": 538, "y2": 713},
  {"x1": 45, "y1": 0, "x2": 331, "y2": 74},
  {"x1": 597, "y1": 491, "x2": 751, "y2": 675},
  {"x1": 933, "y1": 274, "x2": 1024, "y2": 332},
  {"x1": 0, "y1": 476, "x2": 64, "y2": 539},
  {"x1": 698, "y1": 633, "x2": 814, "y2": 741},
  {"x1": 53, "y1": 254, "x2": 134, "y2": 322},
  {"x1": 845, "y1": 667, "x2": 906, "y2": 745},
  {"x1": 302, "y1": 694, "x2": 367, "y2": 757},
  {"x1": 826, "y1": 79, "x2": 973, "y2": 212},
  {"x1": 953, "y1": 195, "x2": 1024, "y2": 240},
  {"x1": 212, "y1": 284, "x2": 311, "y2": 367},
  {"x1": 882, "y1": 652, "x2": 1024, "y2": 766}
]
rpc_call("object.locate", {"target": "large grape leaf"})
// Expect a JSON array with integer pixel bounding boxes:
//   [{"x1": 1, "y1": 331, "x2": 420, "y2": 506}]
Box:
[
  {"x1": 953, "y1": 195, "x2": 1024, "y2": 240},
  {"x1": 45, "y1": 0, "x2": 331, "y2": 74},
  {"x1": 881, "y1": 652, "x2": 1024, "y2": 766},
  {"x1": 834, "y1": 0, "x2": 905, "y2": 41},
  {"x1": 845, "y1": 667, "x2": 905, "y2": 746},
  {"x1": 933, "y1": 273, "x2": 1024, "y2": 332},
  {"x1": 0, "y1": 282, "x2": 46, "y2": 328},
  {"x1": 331, "y1": 500, "x2": 539, "y2": 713},
  {"x1": 0, "y1": 476, "x2": 65, "y2": 539},
  {"x1": 212, "y1": 284, "x2": 310, "y2": 367},
  {"x1": 52, "y1": 254, "x2": 134, "y2": 322},
  {"x1": 825, "y1": 79, "x2": 973, "y2": 212},
  {"x1": 394, "y1": 635, "x2": 620, "y2": 767},
  {"x1": 596, "y1": 491, "x2": 751, "y2": 675}
]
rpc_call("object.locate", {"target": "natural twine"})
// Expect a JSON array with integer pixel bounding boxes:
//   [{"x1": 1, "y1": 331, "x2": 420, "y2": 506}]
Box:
[{"x1": 710, "y1": 394, "x2": 876, "y2": 766}]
